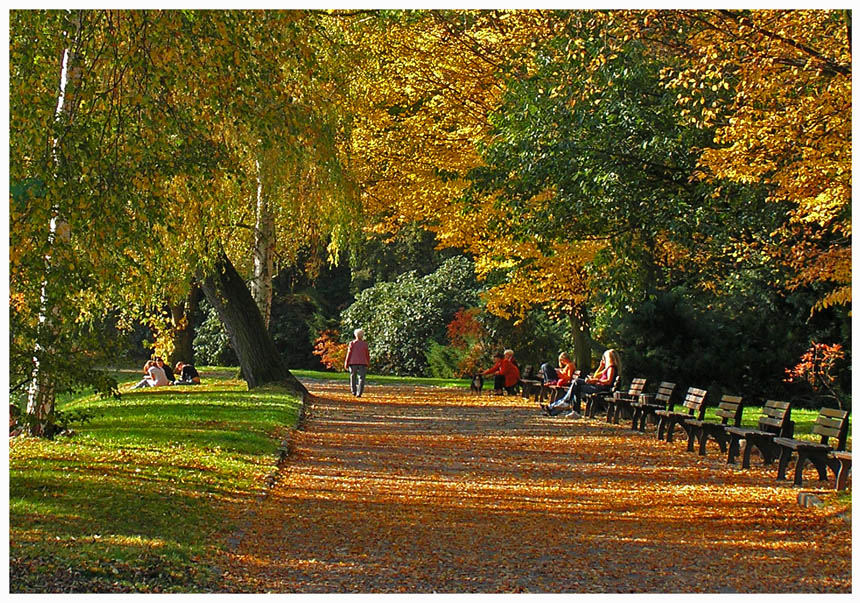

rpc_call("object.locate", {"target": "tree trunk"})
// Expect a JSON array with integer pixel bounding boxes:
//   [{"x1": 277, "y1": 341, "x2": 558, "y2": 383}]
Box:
[
  {"x1": 200, "y1": 252, "x2": 306, "y2": 394},
  {"x1": 167, "y1": 283, "x2": 201, "y2": 365},
  {"x1": 27, "y1": 12, "x2": 83, "y2": 437},
  {"x1": 250, "y1": 158, "x2": 275, "y2": 328},
  {"x1": 570, "y1": 304, "x2": 593, "y2": 375}
]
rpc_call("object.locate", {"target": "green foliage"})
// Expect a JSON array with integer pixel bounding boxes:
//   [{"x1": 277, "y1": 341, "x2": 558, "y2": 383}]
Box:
[
  {"x1": 425, "y1": 341, "x2": 467, "y2": 379},
  {"x1": 192, "y1": 301, "x2": 238, "y2": 367},
  {"x1": 341, "y1": 256, "x2": 480, "y2": 375}
]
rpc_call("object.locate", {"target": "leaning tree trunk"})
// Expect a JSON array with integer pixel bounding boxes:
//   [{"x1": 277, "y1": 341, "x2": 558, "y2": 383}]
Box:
[
  {"x1": 200, "y1": 252, "x2": 306, "y2": 394},
  {"x1": 27, "y1": 12, "x2": 83, "y2": 437},
  {"x1": 249, "y1": 158, "x2": 275, "y2": 328}
]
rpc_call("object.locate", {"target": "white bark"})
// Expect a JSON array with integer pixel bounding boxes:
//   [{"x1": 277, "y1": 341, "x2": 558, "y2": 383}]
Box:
[
  {"x1": 250, "y1": 158, "x2": 275, "y2": 328},
  {"x1": 26, "y1": 14, "x2": 81, "y2": 433}
]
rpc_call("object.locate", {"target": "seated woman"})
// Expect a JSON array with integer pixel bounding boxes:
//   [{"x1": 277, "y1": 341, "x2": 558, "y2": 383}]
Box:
[
  {"x1": 544, "y1": 349, "x2": 620, "y2": 418},
  {"x1": 154, "y1": 357, "x2": 175, "y2": 383},
  {"x1": 173, "y1": 362, "x2": 201, "y2": 385},
  {"x1": 539, "y1": 352, "x2": 576, "y2": 387},
  {"x1": 482, "y1": 349, "x2": 521, "y2": 395},
  {"x1": 131, "y1": 360, "x2": 170, "y2": 389}
]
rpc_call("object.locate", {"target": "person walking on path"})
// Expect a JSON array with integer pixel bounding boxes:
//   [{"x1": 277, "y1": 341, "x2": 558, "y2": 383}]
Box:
[{"x1": 344, "y1": 328, "x2": 370, "y2": 397}]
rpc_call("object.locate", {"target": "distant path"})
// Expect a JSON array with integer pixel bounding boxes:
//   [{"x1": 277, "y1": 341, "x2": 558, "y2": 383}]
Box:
[{"x1": 219, "y1": 383, "x2": 850, "y2": 593}]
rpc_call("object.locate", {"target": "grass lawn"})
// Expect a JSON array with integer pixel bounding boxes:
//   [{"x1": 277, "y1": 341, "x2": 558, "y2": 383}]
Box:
[{"x1": 9, "y1": 372, "x2": 303, "y2": 593}]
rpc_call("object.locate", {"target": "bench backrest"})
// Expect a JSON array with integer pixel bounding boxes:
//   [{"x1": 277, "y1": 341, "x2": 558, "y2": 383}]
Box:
[
  {"x1": 624, "y1": 377, "x2": 647, "y2": 398},
  {"x1": 650, "y1": 381, "x2": 677, "y2": 410},
  {"x1": 757, "y1": 400, "x2": 793, "y2": 437},
  {"x1": 681, "y1": 387, "x2": 708, "y2": 419},
  {"x1": 602, "y1": 373, "x2": 621, "y2": 397},
  {"x1": 812, "y1": 408, "x2": 851, "y2": 451},
  {"x1": 714, "y1": 395, "x2": 744, "y2": 426}
]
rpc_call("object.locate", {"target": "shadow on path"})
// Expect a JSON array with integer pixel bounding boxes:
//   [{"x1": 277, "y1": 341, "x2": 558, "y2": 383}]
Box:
[{"x1": 219, "y1": 383, "x2": 851, "y2": 593}]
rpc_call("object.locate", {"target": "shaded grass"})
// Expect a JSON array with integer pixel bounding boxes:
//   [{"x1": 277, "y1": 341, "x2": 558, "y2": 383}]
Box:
[{"x1": 9, "y1": 374, "x2": 302, "y2": 593}]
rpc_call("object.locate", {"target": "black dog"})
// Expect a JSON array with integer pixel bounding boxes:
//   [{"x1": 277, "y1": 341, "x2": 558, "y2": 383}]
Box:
[{"x1": 470, "y1": 374, "x2": 484, "y2": 394}]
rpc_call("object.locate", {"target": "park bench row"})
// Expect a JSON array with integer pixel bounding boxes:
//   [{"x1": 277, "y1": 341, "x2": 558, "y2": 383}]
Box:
[{"x1": 522, "y1": 374, "x2": 851, "y2": 491}]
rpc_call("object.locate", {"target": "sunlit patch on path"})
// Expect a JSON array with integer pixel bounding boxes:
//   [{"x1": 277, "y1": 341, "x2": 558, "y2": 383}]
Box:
[{"x1": 220, "y1": 383, "x2": 850, "y2": 593}]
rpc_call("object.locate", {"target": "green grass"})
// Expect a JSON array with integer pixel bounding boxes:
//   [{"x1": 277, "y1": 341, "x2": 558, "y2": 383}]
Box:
[
  {"x1": 9, "y1": 372, "x2": 303, "y2": 593},
  {"x1": 191, "y1": 365, "x2": 470, "y2": 389}
]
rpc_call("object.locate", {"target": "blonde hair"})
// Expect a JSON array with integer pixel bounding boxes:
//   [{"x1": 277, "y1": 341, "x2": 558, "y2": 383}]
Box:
[
  {"x1": 604, "y1": 349, "x2": 621, "y2": 375},
  {"x1": 504, "y1": 349, "x2": 514, "y2": 358},
  {"x1": 354, "y1": 328, "x2": 365, "y2": 340},
  {"x1": 558, "y1": 352, "x2": 569, "y2": 363}
]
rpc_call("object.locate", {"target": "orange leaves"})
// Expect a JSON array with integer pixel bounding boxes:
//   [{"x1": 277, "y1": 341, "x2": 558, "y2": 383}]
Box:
[{"x1": 223, "y1": 382, "x2": 850, "y2": 593}]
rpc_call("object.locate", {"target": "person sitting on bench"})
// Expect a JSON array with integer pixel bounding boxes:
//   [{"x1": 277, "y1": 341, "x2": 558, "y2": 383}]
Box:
[
  {"x1": 539, "y1": 352, "x2": 576, "y2": 387},
  {"x1": 544, "y1": 349, "x2": 620, "y2": 418}
]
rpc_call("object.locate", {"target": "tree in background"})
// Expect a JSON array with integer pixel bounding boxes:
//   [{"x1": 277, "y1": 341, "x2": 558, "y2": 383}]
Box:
[{"x1": 341, "y1": 257, "x2": 479, "y2": 375}]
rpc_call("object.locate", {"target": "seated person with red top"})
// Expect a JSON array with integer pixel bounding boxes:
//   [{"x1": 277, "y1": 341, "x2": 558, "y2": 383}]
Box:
[
  {"x1": 482, "y1": 349, "x2": 521, "y2": 395},
  {"x1": 544, "y1": 349, "x2": 620, "y2": 418},
  {"x1": 539, "y1": 352, "x2": 576, "y2": 387}
]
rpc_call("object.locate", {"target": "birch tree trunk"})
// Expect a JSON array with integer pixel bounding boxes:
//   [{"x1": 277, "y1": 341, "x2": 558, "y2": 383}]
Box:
[
  {"x1": 26, "y1": 12, "x2": 82, "y2": 437},
  {"x1": 250, "y1": 158, "x2": 275, "y2": 329}
]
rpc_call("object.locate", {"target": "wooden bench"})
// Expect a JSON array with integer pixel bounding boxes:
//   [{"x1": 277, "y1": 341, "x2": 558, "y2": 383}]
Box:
[
  {"x1": 630, "y1": 381, "x2": 677, "y2": 432},
  {"x1": 684, "y1": 394, "x2": 743, "y2": 456},
  {"x1": 583, "y1": 374, "x2": 621, "y2": 418},
  {"x1": 829, "y1": 451, "x2": 852, "y2": 491},
  {"x1": 774, "y1": 407, "x2": 850, "y2": 487},
  {"x1": 604, "y1": 377, "x2": 647, "y2": 424},
  {"x1": 655, "y1": 387, "x2": 707, "y2": 442},
  {"x1": 725, "y1": 400, "x2": 793, "y2": 468}
]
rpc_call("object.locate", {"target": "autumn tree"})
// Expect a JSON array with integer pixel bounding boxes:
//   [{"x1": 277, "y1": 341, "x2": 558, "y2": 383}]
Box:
[
  {"x1": 626, "y1": 9, "x2": 852, "y2": 312},
  {"x1": 10, "y1": 10, "x2": 366, "y2": 432}
]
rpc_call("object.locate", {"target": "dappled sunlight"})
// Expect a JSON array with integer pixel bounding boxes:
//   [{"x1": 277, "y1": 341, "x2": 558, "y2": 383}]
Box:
[{"x1": 221, "y1": 383, "x2": 851, "y2": 593}]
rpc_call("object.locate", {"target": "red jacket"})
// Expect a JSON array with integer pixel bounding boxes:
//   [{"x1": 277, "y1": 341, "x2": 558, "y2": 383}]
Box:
[
  {"x1": 483, "y1": 358, "x2": 521, "y2": 387},
  {"x1": 345, "y1": 339, "x2": 370, "y2": 367}
]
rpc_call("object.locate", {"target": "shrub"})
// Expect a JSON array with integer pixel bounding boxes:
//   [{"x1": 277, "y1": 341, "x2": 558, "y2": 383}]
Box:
[
  {"x1": 341, "y1": 257, "x2": 480, "y2": 375},
  {"x1": 312, "y1": 329, "x2": 348, "y2": 371}
]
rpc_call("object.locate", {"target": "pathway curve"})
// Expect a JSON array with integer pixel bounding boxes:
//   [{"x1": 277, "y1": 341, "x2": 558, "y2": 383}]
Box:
[{"x1": 219, "y1": 383, "x2": 850, "y2": 593}]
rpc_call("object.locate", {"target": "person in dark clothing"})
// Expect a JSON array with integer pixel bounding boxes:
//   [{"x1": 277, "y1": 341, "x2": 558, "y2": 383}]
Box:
[{"x1": 173, "y1": 361, "x2": 201, "y2": 385}]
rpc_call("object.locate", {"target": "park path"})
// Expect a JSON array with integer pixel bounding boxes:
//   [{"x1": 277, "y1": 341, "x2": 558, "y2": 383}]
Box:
[{"x1": 219, "y1": 383, "x2": 850, "y2": 593}]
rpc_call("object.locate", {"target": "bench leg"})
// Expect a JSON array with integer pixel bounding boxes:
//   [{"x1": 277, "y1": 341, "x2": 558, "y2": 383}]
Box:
[
  {"x1": 688, "y1": 427, "x2": 699, "y2": 452},
  {"x1": 640, "y1": 410, "x2": 651, "y2": 432},
  {"x1": 665, "y1": 418, "x2": 679, "y2": 442},
  {"x1": 835, "y1": 459, "x2": 851, "y2": 491},
  {"x1": 742, "y1": 439, "x2": 756, "y2": 469},
  {"x1": 727, "y1": 434, "x2": 740, "y2": 465},
  {"x1": 792, "y1": 451, "x2": 821, "y2": 487},
  {"x1": 776, "y1": 447, "x2": 792, "y2": 481},
  {"x1": 657, "y1": 416, "x2": 666, "y2": 440},
  {"x1": 631, "y1": 408, "x2": 641, "y2": 431},
  {"x1": 697, "y1": 430, "x2": 709, "y2": 456}
]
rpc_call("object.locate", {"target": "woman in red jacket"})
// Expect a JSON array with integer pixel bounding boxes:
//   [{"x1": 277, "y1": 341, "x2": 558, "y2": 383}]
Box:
[{"x1": 344, "y1": 328, "x2": 371, "y2": 397}]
